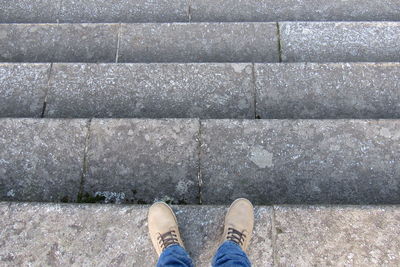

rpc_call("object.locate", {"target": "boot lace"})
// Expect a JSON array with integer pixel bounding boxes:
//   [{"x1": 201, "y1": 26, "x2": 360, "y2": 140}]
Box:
[
  {"x1": 227, "y1": 227, "x2": 246, "y2": 246},
  {"x1": 158, "y1": 230, "x2": 179, "y2": 250}
]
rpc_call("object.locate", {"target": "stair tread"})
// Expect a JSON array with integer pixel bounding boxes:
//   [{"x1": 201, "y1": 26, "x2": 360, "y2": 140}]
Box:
[
  {"x1": 1, "y1": 202, "x2": 399, "y2": 266},
  {"x1": 281, "y1": 22, "x2": 400, "y2": 62},
  {"x1": 1, "y1": 22, "x2": 400, "y2": 63},
  {"x1": 2, "y1": 62, "x2": 400, "y2": 119},
  {"x1": 1, "y1": 118, "x2": 399, "y2": 204},
  {"x1": 2, "y1": 0, "x2": 400, "y2": 23}
]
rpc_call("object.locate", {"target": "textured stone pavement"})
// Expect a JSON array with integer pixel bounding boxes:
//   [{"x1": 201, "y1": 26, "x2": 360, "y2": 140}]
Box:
[
  {"x1": 2, "y1": 22, "x2": 400, "y2": 63},
  {"x1": 255, "y1": 63, "x2": 400, "y2": 119},
  {"x1": 118, "y1": 23, "x2": 278, "y2": 63},
  {"x1": 0, "y1": 119, "x2": 88, "y2": 202},
  {"x1": 2, "y1": 0, "x2": 400, "y2": 23},
  {"x1": 0, "y1": 203, "x2": 399, "y2": 266},
  {"x1": 201, "y1": 119, "x2": 400, "y2": 204},
  {"x1": 45, "y1": 63, "x2": 254, "y2": 119},
  {"x1": 2, "y1": 63, "x2": 400, "y2": 119},
  {"x1": 1, "y1": 118, "x2": 400, "y2": 204},
  {"x1": 280, "y1": 22, "x2": 400, "y2": 62}
]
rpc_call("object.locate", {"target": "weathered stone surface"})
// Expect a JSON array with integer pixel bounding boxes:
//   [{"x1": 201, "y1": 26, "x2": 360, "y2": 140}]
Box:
[
  {"x1": 0, "y1": 0, "x2": 61, "y2": 23},
  {"x1": 2, "y1": 203, "x2": 399, "y2": 266},
  {"x1": 176, "y1": 205, "x2": 273, "y2": 266},
  {"x1": 190, "y1": 0, "x2": 400, "y2": 22},
  {"x1": 119, "y1": 23, "x2": 278, "y2": 62},
  {"x1": 59, "y1": 0, "x2": 189, "y2": 23},
  {"x1": 45, "y1": 63, "x2": 254, "y2": 119},
  {"x1": 201, "y1": 119, "x2": 400, "y2": 204},
  {"x1": 0, "y1": 24, "x2": 118, "y2": 62},
  {"x1": 0, "y1": 203, "x2": 272, "y2": 266},
  {"x1": 0, "y1": 24, "x2": 59, "y2": 62},
  {"x1": 85, "y1": 119, "x2": 200, "y2": 204},
  {"x1": 280, "y1": 22, "x2": 400, "y2": 62},
  {"x1": 53, "y1": 24, "x2": 118, "y2": 62},
  {"x1": 256, "y1": 63, "x2": 400, "y2": 119},
  {"x1": 0, "y1": 63, "x2": 50, "y2": 117},
  {"x1": 275, "y1": 205, "x2": 400, "y2": 266},
  {"x1": 0, "y1": 119, "x2": 88, "y2": 202}
]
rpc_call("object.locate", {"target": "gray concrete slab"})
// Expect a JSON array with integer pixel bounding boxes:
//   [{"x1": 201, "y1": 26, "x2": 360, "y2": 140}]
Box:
[
  {"x1": 2, "y1": 203, "x2": 399, "y2": 266},
  {"x1": 0, "y1": 24, "x2": 58, "y2": 62},
  {"x1": 45, "y1": 63, "x2": 254, "y2": 119},
  {"x1": 190, "y1": 0, "x2": 400, "y2": 22},
  {"x1": 53, "y1": 24, "x2": 119, "y2": 62},
  {"x1": 0, "y1": 24, "x2": 118, "y2": 62},
  {"x1": 0, "y1": 63, "x2": 50, "y2": 117},
  {"x1": 119, "y1": 23, "x2": 279, "y2": 62},
  {"x1": 0, "y1": 119, "x2": 88, "y2": 202},
  {"x1": 59, "y1": 0, "x2": 189, "y2": 23},
  {"x1": 201, "y1": 119, "x2": 400, "y2": 204},
  {"x1": 280, "y1": 22, "x2": 400, "y2": 62},
  {"x1": 275, "y1": 205, "x2": 400, "y2": 266},
  {"x1": 0, "y1": 0, "x2": 61, "y2": 23},
  {"x1": 255, "y1": 63, "x2": 400, "y2": 119},
  {"x1": 0, "y1": 203, "x2": 273, "y2": 266},
  {"x1": 85, "y1": 119, "x2": 200, "y2": 204}
]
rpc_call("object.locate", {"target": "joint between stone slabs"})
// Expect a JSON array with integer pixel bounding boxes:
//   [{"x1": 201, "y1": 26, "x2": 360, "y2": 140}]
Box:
[
  {"x1": 197, "y1": 119, "x2": 203, "y2": 204},
  {"x1": 251, "y1": 63, "x2": 257, "y2": 119},
  {"x1": 115, "y1": 23, "x2": 122, "y2": 63},
  {"x1": 40, "y1": 63, "x2": 54, "y2": 118},
  {"x1": 276, "y1": 22, "x2": 283, "y2": 63},
  {"x1": 77, "y1": 118, "x2": 92, "y2": 203},
  {"x1": 271, "y1": 205, "x2": 278, "y2": 266},
  {"x1": 188, "y1": 0, "x2": 192, "y2": 22}
]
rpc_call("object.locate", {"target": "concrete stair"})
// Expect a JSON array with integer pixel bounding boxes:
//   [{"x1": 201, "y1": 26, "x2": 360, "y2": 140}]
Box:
[
  {"x1": 1, "y1": 202, "x2": 399, "y2": 266},
  {"x1": 1, "y1": 0, "x2": 400, "y2": 265}
]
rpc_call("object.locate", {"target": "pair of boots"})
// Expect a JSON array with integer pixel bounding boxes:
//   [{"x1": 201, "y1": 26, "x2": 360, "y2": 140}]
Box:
[{"x1": 148, "y1": 198, "x2": 254, "y2": 265}]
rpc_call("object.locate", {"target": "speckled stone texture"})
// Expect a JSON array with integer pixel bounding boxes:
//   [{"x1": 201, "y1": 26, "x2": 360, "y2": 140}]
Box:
[
  {"x1": 190, "y1": 0, "x2": 400, "y2": 21},
  {"x1": 0, "y1": 0, "x2": 61, "y2": 23},
  {"x1": 59, "y1": 0, "x2": 189, "y2": 23},
  {"x1": 280, "y1": 22, "x2": 400, "y2": 62},
  {"x1": 274, "y1": 206, "x2": 400, "y2": 266},
  {"x1": 0, "y1": 63, "x2": 50, "y2": 117},
  {"x1": 201, "y1": 119, "x2": 400, "y2": 204},
  {"x1": 255, "y1": 63, "x2": 400, "y2": 119},
  {"x1": 0, "y1": 119, "x2": 88, "y2": 202},
  {"x1": 0, "y1": 24, "x2": 59, "y2": 62},
  {"x1": 1, "y1": 203, "x2": 399, "y2": 266},
  {"x1": 85, "y1": 119, "x2": 200, "y2": 204},
  {"x1": 119, "y1": 23, "x2": 279, "y2": 63},
  {"x1": 0, "y1": 24, "x2": 118, "y2": 62},
  {"x1": 53, "y1": 24, "x2": 119, "y2": 62},
  {"x1": 0, "y1": 203, "x2": 273, "y2": 266},
  {"x1": 2, "y1": 0, "x2": 400, "y2": 23},
  {"x1": 45, "y1": 63, "x2": 254, "y2": 119}
]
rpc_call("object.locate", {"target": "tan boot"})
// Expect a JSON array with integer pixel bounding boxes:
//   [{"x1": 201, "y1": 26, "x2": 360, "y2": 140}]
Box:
[
  {"x1": 220, "y1": 198, "x2": 254, "y2": 252},
  {"x1": 148, "y1": 202, "x2": 185, "y2": 256}
]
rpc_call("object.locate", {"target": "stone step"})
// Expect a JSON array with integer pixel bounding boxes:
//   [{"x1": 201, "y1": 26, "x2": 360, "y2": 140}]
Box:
[
  {"x1": 1, "y1": 118, "x2": 399, "y2": 204},
  {"x1": 2, "y1": 63, "x2": 400, "y2": 119},
  {"x1": 1, "y1": 0, "x2": 400, "y2": 23},
  {"x1": 1, "y1": 22, "x2": 400, "y2": 63},
  {"x1": 1, "y1": 202, "x2": 399, "y2": 266},
  {"x1": 280, "y1": 22, "x2": 400, "y2": 62},
  {"x1": 0, "y1": 23, "x2": 278, "y2": 63}
]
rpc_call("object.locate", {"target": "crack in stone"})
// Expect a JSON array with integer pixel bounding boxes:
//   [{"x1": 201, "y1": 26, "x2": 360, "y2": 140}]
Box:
[
  {"x1": 77, "y1": 119, "x2": 92, "y2": 202},
  {"x1": 40, "y1": 63, "x2": 53, "y2": 118}
]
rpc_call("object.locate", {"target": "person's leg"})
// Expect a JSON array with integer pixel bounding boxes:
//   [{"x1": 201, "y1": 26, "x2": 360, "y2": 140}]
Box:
[
  {"x1": 157, "y1": 244, "x2": 193, "y2": 267},
  {"x1": 148, "y1": 202, "x2": 194, "y2": 267},
  {"x1": 212, "y1": 241, "x2": 251, "y2": 267},
  {"x1": 212, "y1": 198, "x2": 254, "y2": 267}
]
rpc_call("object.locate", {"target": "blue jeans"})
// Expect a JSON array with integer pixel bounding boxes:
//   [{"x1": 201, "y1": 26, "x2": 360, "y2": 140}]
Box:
[{"x1": 157, "y1": 241, "x2": 251, "y2": 267}]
